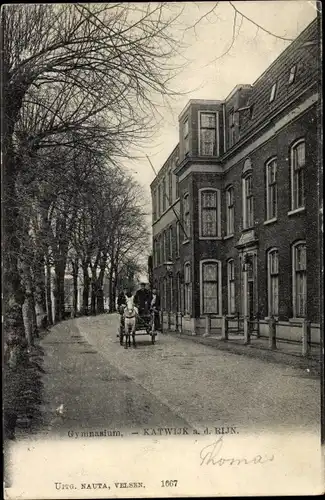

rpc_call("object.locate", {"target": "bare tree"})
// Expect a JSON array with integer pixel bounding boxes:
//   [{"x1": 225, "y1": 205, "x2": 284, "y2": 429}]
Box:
[{"x1": 2, "y1": 2, "x2": 184, "y2": 349}]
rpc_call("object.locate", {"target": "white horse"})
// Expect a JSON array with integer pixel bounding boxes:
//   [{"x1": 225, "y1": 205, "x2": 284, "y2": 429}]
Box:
[{"x1": 122, "y1": 296, "x2": 138, "y2": 349}]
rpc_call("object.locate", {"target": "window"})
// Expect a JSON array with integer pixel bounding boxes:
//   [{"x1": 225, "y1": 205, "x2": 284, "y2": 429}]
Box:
[
  {"x1": 243, "y1": 174, "x2": 254, "y2": 229},
  {"x1": 168, "y1": 169, "x2": 173, "y2": 206},
  {"x1": 183, "y1": 118, "x2": 189, "y2": 155},
  {"x1": 226, "y1": 186, "x2": 234, "y2": 235},
  {"x1": 288, "y1": 65, "x2": 297, "y2": 84},
  {"x1": 169, "y1": 275, "x2": 173, "y2": 312},
  {"x1": 183, "y1": 193, "x2": 190, "y2": 240},
  {"x1": 163, "y1": 278, "x2": 167, "y2": 310},
  {"x1": 156, "y1": 236, "x2": 161, "y2": 266},
  {"x1": 152, "y1": 190, "x2": 157, "y2": 221},
  {"x1": 228, "y1": 109, "x2": 235, "y2": 148},
  {"x1": 199, "y1": 112, "x2": 217, "y2": 156},
  {"x1": 201, "y1": 261, "x2": 220, "y2": 314},
  {"x1": 162, "y1": 176, "x2": 167, "y2": 212},
  {"x1": 269, "y1": 83, "x2": 277, "y2": 102},
  {"x1": 176, "y1": 273, "x2": 182, "y2": 312},
  {"x1": 227, "y1": 260, "x2": 235, "y2": 315},
  {"x1": 266, "y1": 158, "x2": 277, "y2": 220},
  {"x1": 200, "y1": 189, "x2": 220, "y2": 238},
  {"x1": 176, "y1": 221, "x2": 180, "y2": 257},
  {"x1": 157, "y1": 184, "x2": 161, "y2": 218},
  {"x1": 291, "y1": 140, "x2": 305, "y2": 210},
  {"x1": 267, "y1": 249, "x2": 279, "y2": 316},
  {"x1": 153, "y1": 239, "x2": 156, "y2": 267},
  {"x1": 184, "y1": 263, "x2": 192, "y2": 315},
  {"x1": 163, "y1": 230, "x2": 168, "y2": 263},
  {"x1": 169, "y1": 226, "x2": 173, "y2": 260},
  {"x1": 292, "y1": 242, "x2": 306, "y2": 318}
]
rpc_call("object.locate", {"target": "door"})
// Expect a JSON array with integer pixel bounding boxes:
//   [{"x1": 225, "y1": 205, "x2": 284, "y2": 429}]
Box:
[{"x1": 248, "y1": 280, "x2": 254, "y2": 319}]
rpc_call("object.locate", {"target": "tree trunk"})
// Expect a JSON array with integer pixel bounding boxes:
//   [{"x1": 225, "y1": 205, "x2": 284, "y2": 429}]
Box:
[
  {"x1": 45, "y1": 253, "x2": 53, "y2": 325},
  {"x1": 90, "y1": 270, "x2": 97, "y2": 316},
  {"x1": 33, "y1": 252, "x2": 48, "y2": 328},
  {"x1": 108, "y1": 265, "x2": 115, "y2": 313},
  {"x1": 3, "y1": 81, "x2": 30, "y2": 359},
  {"x1": 54, "y1": 262, "x2": 65, "y2": 322},
  {"x1": 97, "y1": 289, "x2": 104, "y2": 314},
  {"x1": 20, "y1": 256, "x2": 39, "y2": 345},
  {"x1": 72, "y1": 259, "x2": 79, "y2": 317},
  {"x1": 3, "y1": 161, "x2": 26, "y2": 352},
  {"x1": 96, "y1": 255, "x2": 107, "y2": 314},
  {"x1": 82, "y1": 263, "x2": 90, "y2": 315}
]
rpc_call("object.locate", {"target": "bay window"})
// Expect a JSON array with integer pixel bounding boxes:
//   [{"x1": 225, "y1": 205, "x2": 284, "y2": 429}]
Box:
[
  {"x1": 199, "y1": 112, "x2": 217, "y2": 156},
  {"x1": 200, "y1": 189, "x2": 220, "y2": 238}
]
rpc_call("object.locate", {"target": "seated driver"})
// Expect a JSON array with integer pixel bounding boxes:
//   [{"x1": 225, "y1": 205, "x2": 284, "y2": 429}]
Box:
[{"x1": 134, "y1": 282, "x2": 150, "y2": 316}]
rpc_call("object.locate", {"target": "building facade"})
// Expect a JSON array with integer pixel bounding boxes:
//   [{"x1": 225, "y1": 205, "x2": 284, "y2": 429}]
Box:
[{"x1": 151, "y1": 19, "x2": 321, "y2": 342}]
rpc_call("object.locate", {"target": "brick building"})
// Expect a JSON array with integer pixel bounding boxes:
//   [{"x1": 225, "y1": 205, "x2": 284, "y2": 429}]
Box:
[{"x1": 150, "y1": 19, "x2": 321, "y2": 342}]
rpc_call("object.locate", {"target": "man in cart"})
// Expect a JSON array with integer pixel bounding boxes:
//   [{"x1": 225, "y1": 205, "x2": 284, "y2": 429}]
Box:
[
  {"x1": 149, "y1": 287, "x2": 161, "y2": 332},
  {"x1": 133, "y1": 283, "x2": 151, "y2": 332},
  {"x1": 134, "y1": 282, "x2": 150, "y2": 316}
]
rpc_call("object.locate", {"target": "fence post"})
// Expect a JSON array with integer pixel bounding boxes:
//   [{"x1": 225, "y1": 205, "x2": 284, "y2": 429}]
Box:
[
  {"x1": 175, "y1": 312, "x2": 179, "y2": 332},
  {"x1": 244, "y1": 316, "x2": 250, "y2": 344},
  {"x1": 167, "y1": 311, "x2": 171, "y2": 331},
  {"x1": 256, "y1": 313, "x2": 260, "y2": 339},
  {"x1": 203, "y1": 315, "x2": 211, "y2": 337},
  {"x1": 161, "y1": 310, "x2": 164, "y2": 333},
  {"x1": 302, "y1": 319, "x2": 311, "y2": 357},
  {"x1": 268, "y1": 316, "x2": 277, "y2": 350},
  {"x1": 221, "y1": 315, "x2": 228, "y2": 340}
]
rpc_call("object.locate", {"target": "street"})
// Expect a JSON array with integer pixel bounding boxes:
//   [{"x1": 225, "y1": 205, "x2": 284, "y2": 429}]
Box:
[{"x1": 32, "y1": 313, "x2": 320, "y2": 439}]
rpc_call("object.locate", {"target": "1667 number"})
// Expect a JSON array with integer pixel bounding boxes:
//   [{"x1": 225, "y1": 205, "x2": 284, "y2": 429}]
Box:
[{"x1": 161, "y1": 480, "x2": 178, "y2": 487}]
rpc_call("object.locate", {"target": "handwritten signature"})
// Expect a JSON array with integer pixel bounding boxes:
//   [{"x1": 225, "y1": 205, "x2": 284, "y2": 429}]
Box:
[{"x1": 200, "y1": 437, "x2": 275, "y2": 466}]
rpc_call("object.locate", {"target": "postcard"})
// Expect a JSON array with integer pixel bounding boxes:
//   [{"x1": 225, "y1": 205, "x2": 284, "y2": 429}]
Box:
[{"x1": 2, "y1": 1, "x2": 323, "y2": 498}]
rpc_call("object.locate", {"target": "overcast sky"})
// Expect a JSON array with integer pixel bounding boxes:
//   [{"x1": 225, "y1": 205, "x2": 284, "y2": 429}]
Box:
[
  {"x1": 128, "y1": 0, "x2": 317, "y2": 280},
  {"x1": 125, "y1": 1, "x2": 317, "y2": 193}
]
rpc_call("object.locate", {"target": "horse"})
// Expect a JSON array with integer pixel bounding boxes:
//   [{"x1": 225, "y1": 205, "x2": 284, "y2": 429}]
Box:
[{"x1": 122, "y1": 296, "x2": 138, "y2": 349}]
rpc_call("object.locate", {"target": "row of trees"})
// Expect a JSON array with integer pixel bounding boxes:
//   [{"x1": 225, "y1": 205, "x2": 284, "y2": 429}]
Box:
[{"x1": 2, "y1": 3, "x2": 181, "y2": 360}]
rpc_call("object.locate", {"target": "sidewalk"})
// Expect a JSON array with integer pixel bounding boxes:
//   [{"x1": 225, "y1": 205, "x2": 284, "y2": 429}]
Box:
[{"x1": 165, "y1": 330, "x2": 321, "y2": 374}]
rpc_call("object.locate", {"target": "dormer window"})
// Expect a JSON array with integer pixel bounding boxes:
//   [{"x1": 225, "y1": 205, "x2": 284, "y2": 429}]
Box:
[
  {"x1": 199, "y1": 112, "x2": 216, "y2": 156},
  {"x1": 228, "y1": 109, "x2": 235, "y2": 148},
  {"x1": 288, "y1": 65, "x2": 297, "y2": 84},
  {"x1": 269, "y1": 83, "x2": 277, "y2": 103},
  {"x1": 183, "y1": 118, "x2": 189, "y2": 155}
]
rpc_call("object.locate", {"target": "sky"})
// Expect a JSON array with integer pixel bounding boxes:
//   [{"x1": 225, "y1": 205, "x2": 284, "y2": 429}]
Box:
[{"x1": 125, "y1": 0, "x2": 317, "y2": 280}]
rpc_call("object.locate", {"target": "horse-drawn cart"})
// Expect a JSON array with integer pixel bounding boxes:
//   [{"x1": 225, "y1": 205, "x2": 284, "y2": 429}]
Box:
[
  {"x1": 134, "y1": 309, "x2": 157, "y2": 344},
  {"x1": 118, "y1": 304, "x2": 157, "y2": 347}
]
